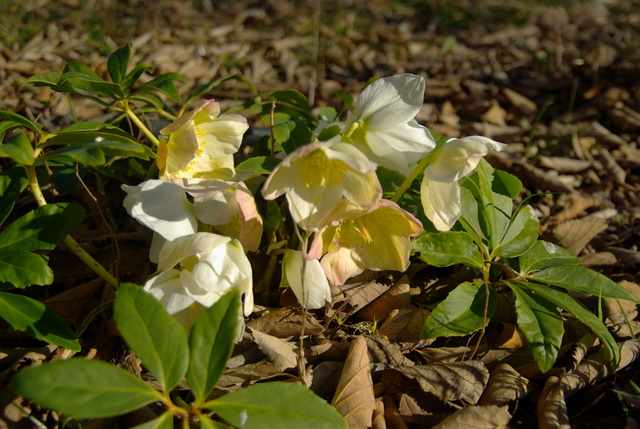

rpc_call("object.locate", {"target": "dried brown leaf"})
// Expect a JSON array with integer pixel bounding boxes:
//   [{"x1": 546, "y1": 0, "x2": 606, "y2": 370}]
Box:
[
  {"x1": 552, "y1": 194, "x2": 600, "y2": 223},
  {"x1": 481, "y1": 100, "x2": 507, "y2": 127},
  {"x1": 603, "y1": 280, "x2": 640, "y2": 338},
  {"x1": 493, "y1": 323, "x2": 527, "y2": 350},
  {"x1": 432, "y1": 405, "x2": 512, "y2": 429},
  {"x1": 478, "y1": 364, "x2": 528, "y2": 406},
  {"x1": 552, "y1": 217, "x2": 607, "y2": 255},
  {"x1": 395, "y1": 361, "x2": 490, "y2": 405},
  {"x1": 249, "y1": 328, "x2": 297, "y2": 371},
  {"x1": 246, "y1": 308, "x2": 324, "y2": 337},
  {"x1": 357, "y1": 278, "x2": 411, "y2": 322},
  {"x1": 365, "y1": 336, "x2": 414, "y2": 367},
  {"x1": 378, "y1": 306, "x2": 429, "y2": 342},
  {"x1": 537, "y1": 376, "x2": 570, "y2": 429},
  {"x1": 539, "y1": 156, "x2": 592, "y2": 174},
  {"x1": 331, "y1": 336, "x2": 376, "y2": 429}
]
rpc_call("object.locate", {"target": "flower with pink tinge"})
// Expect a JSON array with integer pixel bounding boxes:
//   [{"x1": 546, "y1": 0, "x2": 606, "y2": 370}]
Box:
[{"x1": 310, "y1": 199, "x2": 423, "y2": 285}]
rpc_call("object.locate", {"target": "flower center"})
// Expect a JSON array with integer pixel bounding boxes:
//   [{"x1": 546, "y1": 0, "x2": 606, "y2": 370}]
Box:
[{"x1": 299, "y1": 149, "x2": 348, "y2": 188}]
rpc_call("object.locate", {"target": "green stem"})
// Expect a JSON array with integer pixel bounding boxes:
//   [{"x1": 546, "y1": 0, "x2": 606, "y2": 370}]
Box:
[
  {"x1": 343, "y1": 121, "x2": 358, "y2": 139},
  {"x1": 390, "y1": 153, "x2": 432, "y2": 203},
  {"x1": 121, "y1": 100, "x2": 160, "y2": 147},
  {"x1": 25, "y1": 165, "x2": 120, "y2": 288}
]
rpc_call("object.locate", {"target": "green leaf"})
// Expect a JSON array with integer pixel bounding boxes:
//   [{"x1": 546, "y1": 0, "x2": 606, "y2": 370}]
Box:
[
  {"x1": 518, "y1": 240, "x2": 581, "y2": 274},
  {"x1": 132, "y1": 412, "x2": 174, "y2": 429},
  {"x1": 206, "y1": 382, "x2": 347, "y2": 429},
  {"x1": 61, "y1": 71, "x2": 126, "y2": 100},
  {"x1": 0, "y1": 291, "x2": 80, "y2": 350},
  {"x1": 274, "y1": 120, "x2": 312, "y2": 154},
  {"x1": 200, "y1": 415, "x2": 233, "y2": 428},
  {"x1": 108, "y1": 44, "x2": 132, "y2": 84},
  {"x1": 122, "y1": 62, "x2": 154, "y2": 90},
  {"x1": 40, "y1": 140, "x2": 154, "y2": 166},
  {"x1": 421, "y1": 281, "x2": 496, "y2": 339},
  {"x1": 188, "y1": 289, "x2": 241, "y2": 403},
  {"x1": 0, "y1": 110, "x2": 44, "y2": 134},
  {"x1": 527, "y1": 265, "x2": 640, "y2": 303},
  {"x1": 0, "y1": 202, "x2": 85, "y2": 252},
  {"x1": 413, "y1": 231, "x2": 484, "y2": 269},
  {"x1": 0, "y1": 251, "x2": 52, "y2": 288},
  {"x1": 114, "y1": 283, "x2": 189, "y2": 392},
  {"x1": 505, "y1": 282, "x2": 563, "y2": 372},
  {"x1": 516, "y1": 280, "x2": 620, "y2": 366},
  {"x1": 138, "y1": 73, "x2": 188, "y2": 103},
  {"x1": 0, "y1": 132, "x2": 35, "y2": 165},
  {"x1": 493, "y1": 205, "x2": 539, "y2": 258},
  {"x1": 64, "y1": 61, "x2": 103, "y2": 80},
  {"x1": 266, "y1": 90, "x2": 314, "y2": 122},
  {"x1": 11, "y1": 359, "x2": 163, "y2": 419},
  {"x1": 492, "y1": 169, "x2": 522, "y2": 198},
  {"x1": 131, "y1": 92, "x2": 167, "y2": 111},
  {"x1": 0, "y1": 202, "x2": 84, "y2": 288},
  {"x1": 0, "y1": 167, "x2": 29, "y2": 224},
  {"x1": 235, "y1": 156, "x2": 280, "y2": 174}
]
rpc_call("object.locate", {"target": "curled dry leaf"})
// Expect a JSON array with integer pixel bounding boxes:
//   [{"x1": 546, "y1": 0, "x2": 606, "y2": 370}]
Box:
[
  {"x1": 551, "y1": 217, "x2": 608, "y2": 255},
  {"x1": 365, "y1": 336, "x2": 414, "y2": 367},
  {"x1": 603, "y1": 280, "x2": 640, "y2": 338},
  {"x1": 478, "y1": 363, "x2": 528, "y2": 406},
  {"x1": 537, "y1": 376, "x2": 570, "y2": 429},
  {"x1": 246, "y1": 307, "x2": 324, "y2": 337},
  {"x1": 395, "y1": 361, "x2": 490, "y2": 405},
  {"x1": 331, "y1": 336, "x2": 376, "y2": 429},
  {"x1": 432, "y1": 405, "x2": 512, "y2": 429}
]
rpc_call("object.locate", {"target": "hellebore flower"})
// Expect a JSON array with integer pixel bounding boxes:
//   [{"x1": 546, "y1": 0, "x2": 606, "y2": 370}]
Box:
[
  {"x1": 420, "y1": 136, "x2": 507, "y2": 231},
  {"x1": 157, "y1": 100, "x2": 249, "y2": 181},
  {"x1": 281, "y1": 250, "x2": 331, "y2": 309},
  {"x1": 309, "y1": 199, "x2": 423, "y2": 285},
  {"x1": 345, "y1": 73, "x2": 436, "y2": 175},
  {"x1": 261, "y1": 139, "x2": 382, "y2": 231},
  {"x1": 143, "y1": 232, "x2": 254, "y2": 318}
]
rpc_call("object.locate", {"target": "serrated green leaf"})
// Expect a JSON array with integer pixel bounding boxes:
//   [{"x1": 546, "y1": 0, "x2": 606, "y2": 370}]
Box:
[
  {"x1": 0, "y1": 168, "x2": 29, "y2": 224},
  {"x1": 138, "y1": 73, "x2": 188, "y2": 103},
  {"x1": 122, "y1": 62, "x2": 154, "y2": 90},
  {"x1": 518, "y1": 240, "x2": 581, "y2": 274},
  {"x1": 0, "y1": 132, "x2": 35, "y2": 165},
  {"x1": 132, "y1": 412, "x2": 174, "y2": 429},
  {"x1": 505, "y1": 282, "x2": 563, "y2": 372},
  {"x1": 493, "y1": 205, "x2": 539, "y2": 258},
  {"x1": 0, "y1": 110, "x2": 44, "y2": 134},
  {"x1": 188, "y1": 289, "x2": 241, "y2": 403},
  {"x1": 413, "y1": 231, "x2": 484, "y2": 269},
  {"x1": 64, "y1": 61, "x2": 102, "y2": 80},
  {"x1": 0, "y1": 291, "x2": 80, "y2": 350},
  {"x1": 61, "y1": 71, "x2": 125, "y2": 100},
  {"x1": 23, "y1": 71, "x2": 66, "y2": 88},
  {"x1": 516, "y1": 280, "x2": 620, "y2": 366},
  {"x1": 206, "y1": 382, "x2": 347, "y2": 429},
  {"x1": 0, "y1": 202, "x2": 85, "y2": 252},
  {"x1": 108, "y1": 44, "x2": 132, "y2": 84},
  {"x1": 11, "y1": 359, "x2": 163, "y2": 419},
  {"x1": 235, "y1": 156, "x2": 280, "y2": 174},
  {"x1": 114, "y1": 283, "x2": 189, "y2": 392},
  {"x1": 0, "y1": 251, "x2": 52, "y2": 288},
  {"x1": 421, "y1": 281, "x2": 496, "y2": 339},
  {"x1": 527, "y1": 265, "x2": 640, "y2": 303}
]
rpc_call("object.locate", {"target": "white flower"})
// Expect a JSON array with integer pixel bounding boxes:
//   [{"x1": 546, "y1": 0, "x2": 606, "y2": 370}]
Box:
[
  {"x1": 281, "y1": 250, "x2": 331, "y2": 309},
  {"x1": 261, "y1": 139, "x2": 382, "y2": 231},
  {"x1": 345, "y1": 73, "x2": 436, "y2": 174},
  {"x1": 144, "y1": 232, "x2": 254, "y2": 317},
  {"x1": 420, "y1": 136, "x2": 507, "y2": 231}
]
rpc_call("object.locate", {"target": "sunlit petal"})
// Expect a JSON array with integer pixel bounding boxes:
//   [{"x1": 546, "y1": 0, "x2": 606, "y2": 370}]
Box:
[
  {"x1": 282, "y1": 250, "x2": 331, "y2": 309},
  {"x1": 421, "y1": 178, "x2": 461, "y2": 231}
]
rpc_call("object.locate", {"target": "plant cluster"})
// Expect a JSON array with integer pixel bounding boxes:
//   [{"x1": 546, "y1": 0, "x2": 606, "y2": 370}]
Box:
[{"x1": 1, "y1": 44, "x2": 637, "y2": 427}]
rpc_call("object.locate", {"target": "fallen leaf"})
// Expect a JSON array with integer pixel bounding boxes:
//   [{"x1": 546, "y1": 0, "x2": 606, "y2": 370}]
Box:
[
  {"x1": 357, "y1": 277, "x2": 411, "y2": 322},
  {"x1": 395, "y1": 361, "x2": 490, "y2": 405},
  {"x1": 249, "y1": 328, "x2": 297, "y2": 371},
  {"x1": 378, "y1": 306, "x2": 429, "y2": 342},
  {"x1": 432, "y1": 405, "x2": 512, "y2": 429},
  {"x1": 246, "y1": 307, "x2": 324, "y2": 337},
  {"x1": 537, "y1": 376, "x2": 570, "y2": 429},
  {"x1": 552, "y1": 217, "x2": 608, "y2": 255},
  {"x1": 478, "y1": 364, "x2": 528, "y2": 406},
  {"x1": 331, "y1": 336, "x2": 376, "y2": 428}
]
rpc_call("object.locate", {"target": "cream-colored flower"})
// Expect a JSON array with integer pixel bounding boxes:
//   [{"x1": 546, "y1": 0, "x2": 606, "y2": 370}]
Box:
[
  {"x1": 309, "y1": 199, "x2": 423, "y2": 285},
  {"x1": 157, "y1": 100, "x2": 248, "y2": 180},
  {"x1": 421, "y1": 136, "x2": 507, "y2": 231},
  {"x1": 261, "y1": 139, "x2": 382, "y2": 231},
  {"x1": 345, "y1": 74, "x2": 436, "y2": 175},
  {"x1": 281, "y1": 250, "x2": 331, "y2": 309}
]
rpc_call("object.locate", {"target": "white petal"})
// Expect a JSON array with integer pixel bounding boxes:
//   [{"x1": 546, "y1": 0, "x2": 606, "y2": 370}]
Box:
[
  {"x1": 356, "y1": 74, "x2": 425, "y2": 129},
  {"x1": 158, "y1": 232, "x2": 231, "y2": 271},
  {"x1": 194, "y1": 187, "x2": 237, "y2": 225},
  {"x1": 320, "y1": 248, "x2": 364, "y2": 286},
  {"x1": 283, "y1": 251, "x2": 331, "y2": 309},
  {"x1": 421, "y1": 178, "x2": 461, "y2": 231},
  {"x1": 122, "y1": 180, "x2": 197, "y2": 240},
  {"x1": 143, "y1": 269, "x2": 194, "y2": 314},
  {"x1": 285, "y1": 185, "x2": 342, "y2": 231}
]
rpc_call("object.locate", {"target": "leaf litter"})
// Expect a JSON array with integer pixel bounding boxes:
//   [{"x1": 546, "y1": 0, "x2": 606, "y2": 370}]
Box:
[{"x1": 2, "y1": 0, "x2": 640, "y2": 428}]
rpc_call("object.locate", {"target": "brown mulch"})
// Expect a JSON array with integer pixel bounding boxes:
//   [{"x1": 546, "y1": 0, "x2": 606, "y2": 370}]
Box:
[{"x1": 1, "y1": 0, "x2": 640, "y2": 428}]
